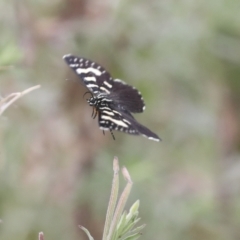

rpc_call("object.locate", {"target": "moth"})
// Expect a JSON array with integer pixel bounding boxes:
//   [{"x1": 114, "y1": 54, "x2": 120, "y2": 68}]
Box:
[{"x1": 63, "y1": 54, "x2": 160, "y2": 142}]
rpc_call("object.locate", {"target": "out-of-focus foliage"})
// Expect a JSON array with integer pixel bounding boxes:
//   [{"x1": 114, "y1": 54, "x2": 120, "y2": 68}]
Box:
[{"x1": 1, "y1": 0, "x2": 240, "y2": 240}]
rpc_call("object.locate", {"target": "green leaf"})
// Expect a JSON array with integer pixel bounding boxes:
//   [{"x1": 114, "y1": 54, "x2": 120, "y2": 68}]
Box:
[{"x1": 121, "y1": 232, "x2": 142, "y2": 240}]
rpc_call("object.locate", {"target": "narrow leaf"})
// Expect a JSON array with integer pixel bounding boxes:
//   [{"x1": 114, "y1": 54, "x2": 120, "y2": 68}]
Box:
[{"x1": 102, "y1": 157, "x2": 119, "y2": 240}]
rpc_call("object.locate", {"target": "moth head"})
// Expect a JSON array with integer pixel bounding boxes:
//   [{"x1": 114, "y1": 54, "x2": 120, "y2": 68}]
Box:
[{"x1": 87, "y1": 96, "x2": 97, "y2": 106}]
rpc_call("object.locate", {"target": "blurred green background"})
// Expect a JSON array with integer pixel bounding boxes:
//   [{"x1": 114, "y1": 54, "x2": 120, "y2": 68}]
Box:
[{"x1": 1, "y1": 0, "x2": 240, "y2": 239}]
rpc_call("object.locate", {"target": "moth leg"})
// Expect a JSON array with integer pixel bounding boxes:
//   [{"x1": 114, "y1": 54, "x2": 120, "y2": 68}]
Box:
[
  {"x1": 91, "y1": 107, "x2": 95, "y2": 118},
  {"x1": 110, "y1": 129, "x2": 115, "y2": 140},
  {"x1": 102, "y1": 129, "x2": 115, "y2": 140},
  {"x1": 93, "y1": 109, "x2": 98, "y2": 119}
]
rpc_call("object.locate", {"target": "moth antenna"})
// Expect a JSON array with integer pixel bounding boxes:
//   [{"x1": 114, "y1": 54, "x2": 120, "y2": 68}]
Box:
[{"x1": 83, "y1": 91, "x2": 93, "y2": 100}]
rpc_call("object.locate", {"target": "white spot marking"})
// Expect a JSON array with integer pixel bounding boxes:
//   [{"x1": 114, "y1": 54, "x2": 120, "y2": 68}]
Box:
[
  {"x1": 102, "y1": 110, "x2": 114, "y2": 116},
  {"x1": 103, "y1": 81, "x2": 112, "y2": 88},
  {"x1": 100, "y1": 127, "x2": 109, "y2": 131},
  {"x1": 103, "y1": 98, "x2": 112, "y2": 102},
  {"x1": 98, "y1": 92, "x2": 108, "y2": 97},
  {"x1": 70, "y1": 64, "x2": 79, "y2": 67},
  {"x1": 101, "y1": 116, "x2": 128, "y2": 128},
  {"x1": 114, "y1": 79, "x2": 126, "y2": 84},
  {"x1": 99, "y1": 107, "x2": 111, "y2": 111},
  {"x1": 122, "y1": 119, "x2": 131, "y2": 124},
  {"x1": 112, "y1": 110, "x2": 121, "y2": 115},
  {"x1": 84, "y1": 76, "x2": 96, "y2": 82},
  {"x1": 148, "y1": 136, "x2": 160, "y2": 142},
  {"x1": 100, "y1": 87, "x2": 110, "y2": 93},
  {"x1": 141, "y1": 134, "x2": 160, "y2": 142},
  {"x1": 87, "y1": 84, "x2": 99, "y2": 89},
  {"x1": 76, "y1": 68, "x2": 102, "y2": 76},
  {"x1": 62, "y1": 54, "x2": 71, "y2": 59}
]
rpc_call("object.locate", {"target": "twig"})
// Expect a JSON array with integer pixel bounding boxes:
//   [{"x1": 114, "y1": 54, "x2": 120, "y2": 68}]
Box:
[{"x1": 0, "y1": 85, "x2": 41, "y2": 115}]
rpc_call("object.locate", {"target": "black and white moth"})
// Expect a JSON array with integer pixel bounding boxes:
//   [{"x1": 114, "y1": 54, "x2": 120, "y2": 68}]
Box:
[{"x1": 63, "y1": 54, "x2": 160, "y2": 142}]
